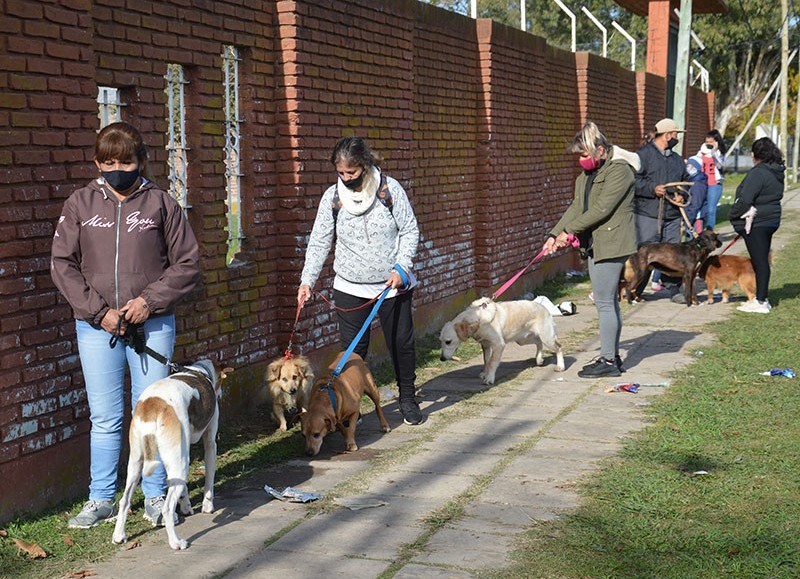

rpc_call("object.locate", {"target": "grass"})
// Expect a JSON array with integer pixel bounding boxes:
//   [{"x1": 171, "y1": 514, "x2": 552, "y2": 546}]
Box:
[{"x1": 485, "y1": 208, "x2": 800, "y2": 579}]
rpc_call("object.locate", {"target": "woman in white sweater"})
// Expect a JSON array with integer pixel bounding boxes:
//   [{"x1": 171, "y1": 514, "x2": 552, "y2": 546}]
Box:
[{"x1": 297, "y1": 137, "x2": 423, "y2": 425}]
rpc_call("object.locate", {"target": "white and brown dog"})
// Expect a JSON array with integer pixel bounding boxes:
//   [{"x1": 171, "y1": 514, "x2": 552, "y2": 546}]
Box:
[
  {"x1": 440, "y1": 297, "x2": 565, "y2": 385},
  {"x1": 266, "y1": 354, "x2": 314, "y2": 431},
  {"x1": 112, "y1": 360, "x2": 231, "y2": 550}
]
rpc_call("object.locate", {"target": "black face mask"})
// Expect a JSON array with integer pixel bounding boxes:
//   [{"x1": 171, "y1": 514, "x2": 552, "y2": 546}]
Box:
[
  {"x1": 341, "y1": 171, "x2": 365, "y2": 190},
  {"x1": 667, "y1": 137, "x2": 679, "y2": 150},
  {"x1": 102, "y1": 168, "x2": 140, "y2": 192}
]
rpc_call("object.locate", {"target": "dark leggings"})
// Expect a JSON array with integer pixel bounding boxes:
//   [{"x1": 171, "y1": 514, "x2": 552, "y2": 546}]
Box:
[
  {"x1": 334, "y1": 288, "x2": 417, "y2": 399},
  {"x1": 737, "y1": 225, "x2": 777, "y2": 302}
]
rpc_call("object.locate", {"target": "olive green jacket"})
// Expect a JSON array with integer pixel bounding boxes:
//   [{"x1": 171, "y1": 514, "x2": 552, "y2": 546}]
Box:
[{"x1": 549, "y1": 147, "x2": 637, "y2": 262}]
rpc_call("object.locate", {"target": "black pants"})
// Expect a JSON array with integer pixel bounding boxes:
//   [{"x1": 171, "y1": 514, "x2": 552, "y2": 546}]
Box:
[
  {"x1": 334, "y1": 288, "x2": 417, "y2": 399},
  {"x1": 736, "y1": 225, "x2": 777, "y2": 302}
]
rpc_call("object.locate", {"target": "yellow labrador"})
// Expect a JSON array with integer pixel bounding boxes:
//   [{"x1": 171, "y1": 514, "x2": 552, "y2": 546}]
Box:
[{"x1": 439, "y1": 297, "x2": 565, "y2": 385}]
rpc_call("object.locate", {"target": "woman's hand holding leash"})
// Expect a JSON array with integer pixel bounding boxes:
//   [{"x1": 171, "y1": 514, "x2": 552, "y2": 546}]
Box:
[
  {"x1": 101, "y1": 308, "x2": 127, "y2": 335},
  {"x1": 297, "y1": 284, "x2": 312, "y2": 308},
  {"x1": 121, "y1": 296, "x2": 150, "y2": 325},
  {"x1": 543, "y1": 233, "x2": 580, "y2": 255},
  {"x1": 385, "y1": 270, "x2": 404, "y2": 289}
]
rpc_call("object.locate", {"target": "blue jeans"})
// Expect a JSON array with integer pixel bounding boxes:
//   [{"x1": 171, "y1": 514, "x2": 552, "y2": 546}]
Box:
[
  {"x1": 76, "y1": 315, "x2": 175, "y2": 501},
  {"x1": 706, "y1": 183, "x2": 723, "y2": 229}
]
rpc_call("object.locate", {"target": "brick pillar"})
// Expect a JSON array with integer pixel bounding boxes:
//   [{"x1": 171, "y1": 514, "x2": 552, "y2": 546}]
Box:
[{"x1": 646, "y1": 0, "x2": 673, "y2": 78}]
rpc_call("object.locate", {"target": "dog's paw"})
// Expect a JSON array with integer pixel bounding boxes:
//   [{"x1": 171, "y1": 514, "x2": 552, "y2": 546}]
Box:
[
  {"x1": 170, "y1": 539, "x2": 188, "y2": 550},
  {"x1": 482, "y1": 376, "x2": 495, "y2": 386},
  {"x1": 345, "y1": 443, "x2": 359, "y2": 452},
  {"x1": 201, "y1": 500, "x2": 214, "y2": 514},
  {"x1": 381, "y1": 425, "x2": 391, "y2": 433},
  {"x1": 111, "y1": 532, "x2": 126, "y2": 545}
]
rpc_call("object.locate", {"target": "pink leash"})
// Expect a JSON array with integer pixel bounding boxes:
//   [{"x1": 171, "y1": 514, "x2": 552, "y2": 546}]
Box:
[{"x1": 491, "y1": 234, "x2": 580, "y2": 300}]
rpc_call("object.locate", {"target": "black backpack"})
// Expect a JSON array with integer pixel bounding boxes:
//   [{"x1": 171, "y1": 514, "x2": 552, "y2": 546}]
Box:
[{"x1": 332, "y1": 174, "x2": 393, "y2": 221}]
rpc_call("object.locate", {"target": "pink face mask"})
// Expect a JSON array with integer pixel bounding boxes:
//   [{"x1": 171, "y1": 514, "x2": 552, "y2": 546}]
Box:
[{"x1": 579, "y1": 155, "x2": 600, "y2": 171}]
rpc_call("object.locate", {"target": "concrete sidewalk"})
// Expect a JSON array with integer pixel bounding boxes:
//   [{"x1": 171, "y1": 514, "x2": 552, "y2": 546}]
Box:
[{"x1": 92, "y1": 189, "x2": 799, "y2": 579}]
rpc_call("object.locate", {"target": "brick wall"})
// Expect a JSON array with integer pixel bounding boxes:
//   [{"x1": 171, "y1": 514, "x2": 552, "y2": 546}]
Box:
[
  {"x1": 685, "y1": 85, "x2": 716, "y2": 154},
  {"x1": 636, "y1": 70, "x2": 668, "y2": 145},
  {"x1": 0, "y1": 0, "x2": 714, "y2": 523}
]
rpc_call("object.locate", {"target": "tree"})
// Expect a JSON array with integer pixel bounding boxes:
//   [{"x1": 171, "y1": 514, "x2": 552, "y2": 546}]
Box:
[{"x1": 692, "y1": 1, "x2": 798, "y2": 142}]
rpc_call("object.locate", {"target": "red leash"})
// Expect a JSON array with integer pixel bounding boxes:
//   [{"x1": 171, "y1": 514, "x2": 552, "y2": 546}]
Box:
[
  {"x1": 284, "y1": 287, "x2": 389, "y2": 356},
  {"x1": 492, "y1": 234, "x2": 580, "y2": 300},
  {"x1": 283, "y1": 302, "x2": 304, "y2": 358},
  {"x1": 717, "y1": 234, "x2": 740, "y2": 256}
]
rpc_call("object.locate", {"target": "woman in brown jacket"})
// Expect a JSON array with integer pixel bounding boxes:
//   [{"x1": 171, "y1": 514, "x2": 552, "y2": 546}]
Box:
[{"x1": 51, "y1": 122, "x2": 200, "y2": 529}]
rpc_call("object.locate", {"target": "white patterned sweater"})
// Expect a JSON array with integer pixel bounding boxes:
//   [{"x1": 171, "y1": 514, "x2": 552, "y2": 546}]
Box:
[{"x1": 300, "y1": 174, "x2": 419, "y2": 292}]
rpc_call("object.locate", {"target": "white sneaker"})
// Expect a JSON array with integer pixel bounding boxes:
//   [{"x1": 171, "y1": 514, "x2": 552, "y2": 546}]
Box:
[{"x1": 737, "y1": 299, "x2": 771, "y2": 314}]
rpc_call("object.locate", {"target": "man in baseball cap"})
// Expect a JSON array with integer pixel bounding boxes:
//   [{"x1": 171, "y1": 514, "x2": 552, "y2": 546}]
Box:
[
  {"x1": 633, "y1": 118, "x2": 691, "y2": 303},
  {"x1": 654, "y1": 118, "x2": 686, "y2": 135}
]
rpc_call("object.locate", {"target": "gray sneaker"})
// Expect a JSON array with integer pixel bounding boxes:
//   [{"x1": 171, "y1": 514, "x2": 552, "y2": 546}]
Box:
[
  {"x1": 67, "y1": 499, "x2": 116, "y2": 529},
  {"x1": 143, "y1": 495, "x2": 178, "y2": 527}
]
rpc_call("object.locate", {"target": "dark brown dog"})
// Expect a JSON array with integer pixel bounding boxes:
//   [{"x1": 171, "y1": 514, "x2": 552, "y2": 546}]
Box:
[
  {"x1": 699, "y1": 254, "x2": 758, "y2": 304},
  {"x1": 622, "y1": 230, "x2": 721, "y2": 306},
  {"x1": 299, "y1": 352, "x2": 390, "y2": 456}
]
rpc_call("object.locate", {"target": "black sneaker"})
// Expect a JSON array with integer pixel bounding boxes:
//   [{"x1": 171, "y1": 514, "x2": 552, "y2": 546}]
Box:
[
  {"x1": 615, "y1": 355, "x2": 625, "y2": 373},
  {"x1": 578, "y1": 357, "x2": 622, "y2": 378},
  {"x1": 399, "y1": 398, "x2": 423, "y2": 425}
]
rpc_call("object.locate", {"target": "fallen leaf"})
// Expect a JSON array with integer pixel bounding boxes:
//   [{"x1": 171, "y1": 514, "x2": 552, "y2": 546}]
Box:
[
  {"x1": 64, "y1": 535, "x2": 74, "y2": 547},
  {"x1": 123, "y1": 540, "x2": 141, "y2": 551},
  {"x1": 668, "y1": 424, "x2": 680, "y2": 431},
  {"x1": 0, "y1": 529, "x2": 7, "y2": 537},
  {"x1": 64, "y1": 571, "x2": 97, "y2": 578},
  {"x1": 12, "y1": 537, "x2": 47, "y2": 559}
]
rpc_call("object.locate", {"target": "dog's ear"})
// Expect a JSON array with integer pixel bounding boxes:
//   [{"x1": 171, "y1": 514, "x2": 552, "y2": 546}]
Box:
[
  {"x1": 454, "y1": 320, "x2": 471, "y2": 341},
  {"x1": 324, "y1": 417, "x2": 334, "y2": 433},
  {"x1": 266, "y1": 359, "x2": 282, "y2": 381}
]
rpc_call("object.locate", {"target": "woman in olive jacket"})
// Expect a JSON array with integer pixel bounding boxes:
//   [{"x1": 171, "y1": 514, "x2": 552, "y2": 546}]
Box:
[{"x1": 543, "y1": 122, "x2": 637, "y2": 378}]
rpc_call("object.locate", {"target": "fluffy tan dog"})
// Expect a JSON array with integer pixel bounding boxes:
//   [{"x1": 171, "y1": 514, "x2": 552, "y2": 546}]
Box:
[
  {"x1": 266, "y1": 354, "x2": 314, "y2": 431},
  {"x1": 300, "y1": 352, "x2": 390, "y2": 457},
  {"x1": 699, "y1": 254, "x2": 757, "y2": 304},
  {"x1": 439, "y1": 297, "x2": 565, "y2": 385}
]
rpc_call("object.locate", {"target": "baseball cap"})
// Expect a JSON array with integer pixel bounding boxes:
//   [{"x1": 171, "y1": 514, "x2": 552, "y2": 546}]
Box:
[{"x1": 654, "y1": 118, "x2": 685, "y2": 134}]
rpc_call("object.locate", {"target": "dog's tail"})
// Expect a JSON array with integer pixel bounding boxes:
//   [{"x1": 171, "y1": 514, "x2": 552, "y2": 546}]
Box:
[{"x1": 142, "y1": 433, "x2": 159, "y2": 477}]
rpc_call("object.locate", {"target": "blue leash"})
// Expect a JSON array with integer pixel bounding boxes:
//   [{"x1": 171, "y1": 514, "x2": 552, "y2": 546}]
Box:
[{"x1": 321, "y1": 265, "x2": 410, "y2": 413}]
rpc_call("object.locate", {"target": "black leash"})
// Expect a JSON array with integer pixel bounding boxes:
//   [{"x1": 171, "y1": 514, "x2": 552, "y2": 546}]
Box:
[{"x1": 109, "y1": 316, "x2": 193, "y2": 374}]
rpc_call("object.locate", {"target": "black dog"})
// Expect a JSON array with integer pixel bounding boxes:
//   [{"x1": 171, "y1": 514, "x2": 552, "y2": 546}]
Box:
[{"x1": 622, "y1": 230, "x2": 722, "y2": 306}]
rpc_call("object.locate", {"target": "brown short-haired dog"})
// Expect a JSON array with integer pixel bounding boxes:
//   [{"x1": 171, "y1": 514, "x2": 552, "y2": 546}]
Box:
[
  {"x1": 622, "y1": 230, "x2": 722, "y2": 306},
  {"x1": 300, "y1": 352, "x2": 390, "y2": 457},
  {"x1": 699, "y1": 254, "x2": 757, "y2": 304}
]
